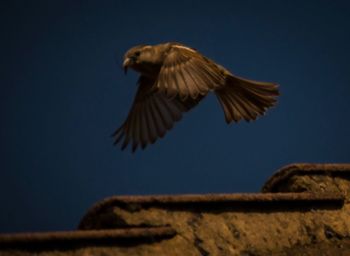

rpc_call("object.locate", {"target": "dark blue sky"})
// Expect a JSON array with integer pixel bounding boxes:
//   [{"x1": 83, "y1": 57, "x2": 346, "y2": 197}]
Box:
[{"x1": 1, "y1": 0, "x2": 350, "y2": 233}]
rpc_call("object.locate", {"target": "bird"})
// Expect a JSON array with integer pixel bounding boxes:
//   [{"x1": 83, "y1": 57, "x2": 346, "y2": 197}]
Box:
[{"x1": 112, "y1": 42, "x2": 279, "y2": 152}]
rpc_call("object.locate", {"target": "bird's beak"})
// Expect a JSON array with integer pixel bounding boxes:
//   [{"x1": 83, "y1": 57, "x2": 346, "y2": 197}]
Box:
[{"x1": 123, "y1": 58, "x2": 131, "y2": 74}]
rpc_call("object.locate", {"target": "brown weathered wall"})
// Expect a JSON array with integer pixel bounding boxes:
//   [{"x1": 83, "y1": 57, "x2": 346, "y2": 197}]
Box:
[{"x1": 1, "y1": 163, "x2": 350, "y2": 256}]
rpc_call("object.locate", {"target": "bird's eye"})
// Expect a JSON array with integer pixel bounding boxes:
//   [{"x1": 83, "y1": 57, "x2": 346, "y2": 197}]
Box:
[{"x1": 134, "y1": 51, "x2": 140, "y2": 57}]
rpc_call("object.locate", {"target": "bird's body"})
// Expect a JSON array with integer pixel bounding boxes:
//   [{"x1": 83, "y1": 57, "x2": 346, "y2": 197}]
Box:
[{"x1": 113, "y1": 42, "x2": 279, "y2": 152}]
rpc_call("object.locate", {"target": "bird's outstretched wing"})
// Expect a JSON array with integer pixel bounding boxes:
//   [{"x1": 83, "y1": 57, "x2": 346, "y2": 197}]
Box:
[
  {"x1": 113, "y1": 76, "x2": 201, "y2": 152},
  {"x1": 154, "y1": 45, "x2": 226, "y2": 100}
]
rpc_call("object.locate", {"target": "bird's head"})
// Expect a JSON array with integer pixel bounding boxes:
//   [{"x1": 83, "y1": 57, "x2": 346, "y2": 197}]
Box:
[
  {"x1": 122, "y1": 44, "x2": 166, "y2": 77},
  {"x1": 122, "y1": 45, "x2": 145, "y2": 74}
]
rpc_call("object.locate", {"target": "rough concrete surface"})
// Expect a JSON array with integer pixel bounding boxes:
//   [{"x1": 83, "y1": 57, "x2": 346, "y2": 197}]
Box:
[{"x1": 1, "y1": 163, "x2": 350, "y2": 255}]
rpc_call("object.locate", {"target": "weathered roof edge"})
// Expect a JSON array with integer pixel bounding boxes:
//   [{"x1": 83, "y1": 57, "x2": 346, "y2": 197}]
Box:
[
  {"x1": 0, "y1": 227, "x2": 176, "y2": 249},
  {"x1": 1, "y1": 163, "x2": 350, "y2": 255},
  {"x1": 262, "y1": 163, "x2": 350, "y2": 192},
  {"x1": 78, "y1": 192, "x2": 344, "y2": 230}
]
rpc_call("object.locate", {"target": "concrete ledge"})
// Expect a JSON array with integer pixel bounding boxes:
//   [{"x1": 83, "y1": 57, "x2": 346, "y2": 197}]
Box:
[
  {"x1": 78, "y1": 192, "x2": 344, "y2": 230},
  {"x1": 1, "y1": 163, "x2": 350, "y2": 256},
  {"x1": 262, "y1": 163, "x2": 350, "y2": 194},
  {"x1": 0, "y1": 227, "x2": 176, "y2": 250}
]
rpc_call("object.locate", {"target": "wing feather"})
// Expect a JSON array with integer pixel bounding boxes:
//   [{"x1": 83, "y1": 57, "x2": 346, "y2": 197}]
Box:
[
  {"x1": 155, "y1": 45, "x2": 225, "y2": 99},
  {"x1": 112, "y1": 75, "x2": 201, "y2": 152},
  {"x1": 148, "y1": 97, "x2": 167, "y2": 138},
  {"x1": 144, "y1": 100, "x2": 157, "y2": 144}
]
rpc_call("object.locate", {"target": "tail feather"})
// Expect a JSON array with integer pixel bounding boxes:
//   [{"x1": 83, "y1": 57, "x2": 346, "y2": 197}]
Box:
[{"x1": 215, "y1": 75, "x2": 279, "y2": 123}]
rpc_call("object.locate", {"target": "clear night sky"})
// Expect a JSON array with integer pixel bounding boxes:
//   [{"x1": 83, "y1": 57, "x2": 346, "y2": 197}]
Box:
[{"x1": 1, "y1": 1, "x2": 350, "y2": 233}]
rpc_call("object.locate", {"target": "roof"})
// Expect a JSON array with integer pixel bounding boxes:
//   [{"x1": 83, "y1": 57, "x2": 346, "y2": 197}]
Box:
[{"x1": 1, "y1": 163, "x2": 350, "y2": 255}]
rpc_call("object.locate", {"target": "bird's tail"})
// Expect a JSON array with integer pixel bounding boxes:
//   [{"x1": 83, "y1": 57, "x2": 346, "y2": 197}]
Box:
[{"x1": 215, "y1": 74, "x2": 279, "y2": 123}]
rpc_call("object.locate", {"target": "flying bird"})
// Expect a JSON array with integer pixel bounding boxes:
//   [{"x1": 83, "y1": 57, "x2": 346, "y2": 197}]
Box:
[{"x1": 113, "y1": 42, "x2": 279, "y2": 152}]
